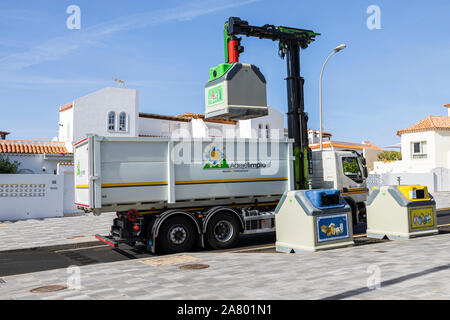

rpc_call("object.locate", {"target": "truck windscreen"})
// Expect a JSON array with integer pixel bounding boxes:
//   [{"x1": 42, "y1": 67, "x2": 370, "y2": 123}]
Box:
[{"x1": 342, "y1": 157, "x2": 363, "y2": 183}]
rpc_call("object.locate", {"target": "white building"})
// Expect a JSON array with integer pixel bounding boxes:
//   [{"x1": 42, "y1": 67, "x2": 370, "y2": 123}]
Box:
[
  {"x1": 373, "y1": 105, "x2": 450, "y2": 174},
  {"x1": 58, "y1": 87, "x2": 285, "y2": 152},
  {"x1": 369, "y1": 104, "x2": 450, "y2": 192},
  {"x1": 59, "y1": 87, "x2": 139, "y2": 152},
  {"x1": 0, "y1": 139, "x2": 72, "y2": 174}
]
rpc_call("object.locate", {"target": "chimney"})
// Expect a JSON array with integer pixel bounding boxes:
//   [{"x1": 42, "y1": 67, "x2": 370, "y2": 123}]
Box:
[
  {"x1": 0, "y1": 131, "x2": 10, "y2": 140},
  {"x1": 444, "y1": 104, "x2": 450, "y2": 117}
]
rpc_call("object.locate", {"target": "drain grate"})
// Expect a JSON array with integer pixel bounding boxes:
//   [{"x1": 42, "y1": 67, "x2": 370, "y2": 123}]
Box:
[
  {"x1": 59, "y1": 251, "x2": 99, "y2": 265},
  {"x1": 179, "y1": 264, "x2": 210, "y2": 270},
  {"x1": 30, "y1": 285, "x2": 67, "y2": 293}
]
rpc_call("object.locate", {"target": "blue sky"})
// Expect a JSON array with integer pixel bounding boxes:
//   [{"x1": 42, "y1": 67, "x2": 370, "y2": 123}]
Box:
[{"x1": 0, "y1": 0, "x2": 449, "y2": 147}]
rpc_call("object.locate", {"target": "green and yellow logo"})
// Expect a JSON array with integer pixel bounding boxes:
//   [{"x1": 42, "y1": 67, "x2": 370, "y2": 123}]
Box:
[
  {"x1": 203, "y1": 145, "x2": 229, "y2": 169},
  {"x1": 207, "y1": 85, "x2": 224, "y2": 107}
]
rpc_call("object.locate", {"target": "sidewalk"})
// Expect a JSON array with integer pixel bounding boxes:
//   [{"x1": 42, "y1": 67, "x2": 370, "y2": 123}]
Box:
[
  {"x1": 0, "y1": 213, "x2": 114, "y2": 252},
  {"x1": 1, "y1": 233, "x2": 449, "y2": 300}
]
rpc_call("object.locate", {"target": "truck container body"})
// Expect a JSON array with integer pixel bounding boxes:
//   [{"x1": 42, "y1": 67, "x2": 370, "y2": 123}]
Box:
[{"x1": 74, "y1": 135, "x2": 294, "y2": 253}]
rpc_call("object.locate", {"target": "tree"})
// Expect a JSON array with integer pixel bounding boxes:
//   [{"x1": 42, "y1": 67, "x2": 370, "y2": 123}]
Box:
[
  {"x1": 377, "y1": 151, "x2": 402, "y2": 161},
  {"x1": 0, "y1": 155, "x2": 20, "y2": 173}
]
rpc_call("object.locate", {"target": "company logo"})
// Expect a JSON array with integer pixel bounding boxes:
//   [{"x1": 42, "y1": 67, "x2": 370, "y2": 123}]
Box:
[
  {"x1": 203, "y1": 145, "x2": 229, "y2": 169},
  {"x1": 76, "y1": 161, "x2": 81, "y2": 176},
  {"x1": 203, "y1": 145, "x2": 269, "y2": 170},
  {"x1": 207, "y1": 85, "x2": 224, "y2": 107}
]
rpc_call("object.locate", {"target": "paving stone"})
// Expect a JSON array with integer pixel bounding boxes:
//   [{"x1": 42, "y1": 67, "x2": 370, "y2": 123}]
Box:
[
  {"x1": 1, "y1": 234, "x2": 450, "y2": 299},
  {"x1": 0, "y1": 212, "x2": 115, "y2": 252}
]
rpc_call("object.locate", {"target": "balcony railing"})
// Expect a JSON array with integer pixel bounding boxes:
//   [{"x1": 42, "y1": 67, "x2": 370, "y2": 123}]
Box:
[{"x1": 412, "y1": 153, "x2": 428, "y2": 159}]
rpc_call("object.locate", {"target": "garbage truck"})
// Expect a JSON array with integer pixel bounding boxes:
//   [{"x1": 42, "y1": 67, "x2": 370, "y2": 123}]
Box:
[
  {"x1": 74, "y1": 17, "x2": 368, "y2": 254},
  {"x1": 74, "y1": 136, "x2": 368, "y2": 254}
]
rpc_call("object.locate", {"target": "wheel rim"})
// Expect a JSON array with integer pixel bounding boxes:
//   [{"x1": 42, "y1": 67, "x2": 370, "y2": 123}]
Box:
[
  {"x1": 214, "y1": 220, "x2": 233, "y2": 243},
  {"x1": 169, "y1": 225, "x2": 187, "y2": 245}
]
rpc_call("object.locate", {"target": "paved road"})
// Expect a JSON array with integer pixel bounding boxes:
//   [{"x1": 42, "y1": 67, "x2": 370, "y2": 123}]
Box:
[
  {"x1": 0, "y1": 233, "x2": 276, "y2": 277},
  {"x1": 1, "y1": 232, "x2": 449, "y2": 300},
  {"x1": 3, "y1": 221, "x2": 450, "y2": 278}
]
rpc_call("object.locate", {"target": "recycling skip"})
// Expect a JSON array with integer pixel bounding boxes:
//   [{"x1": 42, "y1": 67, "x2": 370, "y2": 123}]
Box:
[
  {"x1": 366, "y1": 185, "x2": 438, "y2": 240},
  {"x1": 275, "y1": 189, "x2": 354, "y2": 253}
]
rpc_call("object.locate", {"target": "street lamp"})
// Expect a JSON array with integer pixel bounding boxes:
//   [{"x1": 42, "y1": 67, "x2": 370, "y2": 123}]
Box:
[{"x1": 319, "y1": 44, "x2": 346, "y2": 150}]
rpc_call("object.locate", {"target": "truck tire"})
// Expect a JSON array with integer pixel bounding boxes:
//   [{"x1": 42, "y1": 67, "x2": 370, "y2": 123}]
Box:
[
  {"x1": 158, "y1": 216, "x2": 196, "y2": 254},
  {"x1": 206, "y1": 212, "x2": 240, "y2": 250}
]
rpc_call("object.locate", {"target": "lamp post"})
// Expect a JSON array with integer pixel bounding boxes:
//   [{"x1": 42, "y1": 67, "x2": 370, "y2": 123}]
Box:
[{"x1": 319, "y1": 44, "x2": 346, "y2": 150}]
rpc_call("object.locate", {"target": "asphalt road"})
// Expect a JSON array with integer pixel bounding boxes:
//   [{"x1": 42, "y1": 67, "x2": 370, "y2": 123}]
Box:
[{"x1": 1, "y1": 214, "x2": 449, "y2": 278}]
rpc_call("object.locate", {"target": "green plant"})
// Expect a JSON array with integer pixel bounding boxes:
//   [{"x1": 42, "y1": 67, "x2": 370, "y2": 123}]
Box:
[
  {"x1": 0, "y1": 155, "x2": 20, "y2": 173},
  {"x1": 377, "y1": 151, "x2": 402, "y2": 161}
]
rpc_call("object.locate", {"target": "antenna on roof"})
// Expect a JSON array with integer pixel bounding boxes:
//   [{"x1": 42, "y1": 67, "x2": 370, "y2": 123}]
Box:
[{"x1": 113, "y1": 78, "x2": 126, "y2": 88}]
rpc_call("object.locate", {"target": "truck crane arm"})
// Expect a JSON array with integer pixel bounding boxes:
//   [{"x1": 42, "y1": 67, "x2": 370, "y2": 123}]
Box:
[{"x1": 224, "y1": 17, "x2": 320, "y2": 190}]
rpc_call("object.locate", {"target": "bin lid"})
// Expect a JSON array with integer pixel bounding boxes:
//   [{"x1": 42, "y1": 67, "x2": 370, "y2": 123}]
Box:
[{"x1": 305, "y1": 189, "x2": 346, "y2": 210}]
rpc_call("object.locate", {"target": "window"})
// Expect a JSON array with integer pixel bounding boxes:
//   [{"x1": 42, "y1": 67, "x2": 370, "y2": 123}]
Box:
[
  {"x1": 265, "y1": 124, "x2": 270, "y2": 138},
  {"x1": 342, "y1": 156, "x2": 364, "y2": 183},
  {"x1": 119, "y1": 112, "x2": 127, "y2": 132},
  {"x1": 108, "y1": 112, "x2": 116, "y2": 131},
  {"x1": 258, "y1": 124, "x2": 263, "y2": 138},
  {"x1": 411, "y1": 141, "x2": 427, "y2": 159}
]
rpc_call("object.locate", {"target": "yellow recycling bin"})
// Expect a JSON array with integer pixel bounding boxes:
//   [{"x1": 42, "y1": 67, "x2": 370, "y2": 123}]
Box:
[{"x1": 366, "y1": 185, "x2": 438, "y2": 240}]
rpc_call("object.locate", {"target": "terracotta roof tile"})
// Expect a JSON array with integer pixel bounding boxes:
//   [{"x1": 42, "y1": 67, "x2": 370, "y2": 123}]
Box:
[
  {"x1": 397, "y1": 116, "x2": 450, "y2": 136},
  {"x1": 59, "y1": 103, "x2": 73, "y2": 112},
  {"x1": 139, "y1": 112, "x2": 237, "y2": 125},
  {"x1": 308, "y1": 129, "x2": 332, "y2": 137},
  {"x1": 309, "y1": 140, "x2": 384, "y2": 151},
  {"x1": 0, "y1": 140, "x2": 71, "y2": 155}
]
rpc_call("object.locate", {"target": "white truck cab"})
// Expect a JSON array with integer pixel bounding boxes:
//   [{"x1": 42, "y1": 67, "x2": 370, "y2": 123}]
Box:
[{"x1": 310, "y1": 150, "x2": 369, "y2": 224}]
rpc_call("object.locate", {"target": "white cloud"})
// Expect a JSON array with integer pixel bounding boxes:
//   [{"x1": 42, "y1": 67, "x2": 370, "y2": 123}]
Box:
[{"x1": 0, "y1": 0, "x2": 259, "y2": 71}]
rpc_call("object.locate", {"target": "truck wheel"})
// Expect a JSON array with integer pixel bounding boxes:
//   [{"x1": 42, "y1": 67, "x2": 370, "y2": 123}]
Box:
[
  {"x1": 206, "y1": 213, "x2": 240, "y2": 250},
  {"x1": 158, "y1": 216, "x2": 196, "y2": 254}
]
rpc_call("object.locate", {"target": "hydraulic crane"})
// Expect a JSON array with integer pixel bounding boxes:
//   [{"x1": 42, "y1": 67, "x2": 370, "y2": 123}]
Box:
[{"x1": 224, "y1": 17, "x2": 320, "y2": 190}]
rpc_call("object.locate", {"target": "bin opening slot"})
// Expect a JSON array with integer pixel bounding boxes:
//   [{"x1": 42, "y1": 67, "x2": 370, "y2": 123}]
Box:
[
  {"x1": 321, "y1": 194, "x2": 340, "y2": 207},
  {"x1": 415, "y1": 189, "x2": 425, "y2": 199}
]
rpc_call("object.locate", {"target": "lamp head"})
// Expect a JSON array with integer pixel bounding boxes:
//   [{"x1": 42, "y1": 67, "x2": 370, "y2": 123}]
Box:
[{"x1": 334, "y1": 44, "x2": 347, "y2": 53}]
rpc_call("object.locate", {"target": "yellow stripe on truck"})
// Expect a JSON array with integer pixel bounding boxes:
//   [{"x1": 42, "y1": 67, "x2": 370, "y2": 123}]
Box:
[
  {"x1": 102, "y1": 181, "x2": 168, "y2": 188},
  {"x1": 175, "y1": 177, "x2": 289, "y2": 185},
  {"x1": 93, "y1": 177, "x2": 289, "y2": 188}
]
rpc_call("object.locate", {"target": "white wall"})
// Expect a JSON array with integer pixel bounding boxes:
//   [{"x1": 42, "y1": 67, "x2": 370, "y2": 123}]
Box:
[
  {"x1": 434, "y1": 131, "x2": 450, "y2": 168},
  {"x1": 58, "y1": 107, "x2": 74, "y2": 151},
  {"x1": 6, "y1": 154, "x2": 58, "y2": 174},
  {"x1": 191, "y1": 119, "x2": 208, "y2": 138},
  {"x1": 68, "y1": 87, "x2": 139, "y2": 151},
  {"x1": 240, "y1": 106, "x2": 284, "y2": 138},
  {"x1": 139, "y1": 117, "x2": 191, "y2": 138},
  {"x1": 400, "y1": 131, "x2": 436, "y2": 172},
  {"x1": 0, "y1": 174, "x2": 64, "y2": 221}
]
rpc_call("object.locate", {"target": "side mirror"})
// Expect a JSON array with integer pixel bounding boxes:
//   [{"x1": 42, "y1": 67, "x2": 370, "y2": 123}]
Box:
[{"x1": 363, "y1": 167, "x2": 368, "y2": 178}]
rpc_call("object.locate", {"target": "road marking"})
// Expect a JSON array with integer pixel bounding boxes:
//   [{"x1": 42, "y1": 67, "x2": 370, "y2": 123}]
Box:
[
  {"x1": 54, "y1": 244, "x2": 109, "y2": 253},
  {"x1": 228, "y1": 245, "x2": 276, "y2": 253}
]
